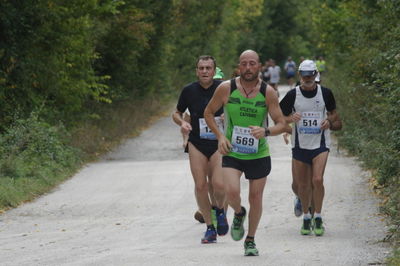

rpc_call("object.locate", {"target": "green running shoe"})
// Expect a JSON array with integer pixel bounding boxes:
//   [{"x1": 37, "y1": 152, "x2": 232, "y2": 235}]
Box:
[
  {"x1": 301, "y1": 218, "x2": 312, "y2": 235},
  {"x1": 231, "y1": 206, "x2": 246, "y2": 241},
  {"x1": 313, "y1": 217, "x2": 325, "y2": 236},
  {"x1": 244, "y1": 240, "x2": 259, "y2": 256},
  {"x1": 211, "y1": 207, "x2": 218, "y2": 229}
]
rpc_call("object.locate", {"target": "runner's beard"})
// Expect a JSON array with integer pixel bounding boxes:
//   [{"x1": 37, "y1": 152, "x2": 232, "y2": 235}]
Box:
[
  {"x1": 241, "y1": 71, "x2": 259, "y2": 82},
  {"x1": 301, "y1": 80, "x2": 315, "y2": 87}
]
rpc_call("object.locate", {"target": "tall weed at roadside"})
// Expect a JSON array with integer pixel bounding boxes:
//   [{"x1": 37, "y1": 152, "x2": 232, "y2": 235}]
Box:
[
  {"x1": 70, "y1": 93, "x2": 176, "y2": 160},
  {"x1": 0, "y1": 113, "x2": 80, "y2": 209}
]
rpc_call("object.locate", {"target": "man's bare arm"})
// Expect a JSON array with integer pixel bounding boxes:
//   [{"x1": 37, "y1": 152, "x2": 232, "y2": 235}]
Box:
[
  {"x1": 204, "y1": 81, "x2": 231, "y2": 154},
  {"x1": 172, "y1": 109, "x2": 192, "y2": 134},
  {"x1": 249, "y1": 85, "x2": 288, "y2": 139},
  {"x1": 326, "y1": 110, "x2": 342, "y2": 131}
]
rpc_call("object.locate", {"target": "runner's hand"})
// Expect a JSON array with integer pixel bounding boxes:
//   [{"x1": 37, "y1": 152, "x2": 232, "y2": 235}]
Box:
[
  {"x1": 218, "y1": 136, "x2": 232, "y2": 155},
  {"x1": 181, "y1": 121, "x2": 192, "y2": 134},
  {"x1": 321, "y1": 119, "x2": 331, "y2": 130},
  {"x1": 291, "y1": 112, "x2": 301, "y2": 122},
  {"x1": 283, "y1": 133, "x2": 290, "y2": 144},
  {"x1": 249, "y1": 126, "x2": 265, "y2": 140}
]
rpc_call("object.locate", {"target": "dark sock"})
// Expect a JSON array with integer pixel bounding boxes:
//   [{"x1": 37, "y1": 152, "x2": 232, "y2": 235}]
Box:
[
  {"x1": 245, "y1": 236, "x2": 254, "y2": 242},
  {"x1": 215, "y1": 207, "x2": 224, "y2": 215},
  {"x1": 235, "y1": 206, "x2": 245, "y2": 217},
  {"x1": 207, "y1": 224, "x2": 215, "y2": 230}
]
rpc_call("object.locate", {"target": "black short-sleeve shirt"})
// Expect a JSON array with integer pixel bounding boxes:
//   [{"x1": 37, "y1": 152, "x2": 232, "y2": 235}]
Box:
[
  {"x1": 280, "y1": 85, "x2": 336, "y2": 116},
  {"x1": 177, "y1": 80, "x2": 223, "y2": 143}
]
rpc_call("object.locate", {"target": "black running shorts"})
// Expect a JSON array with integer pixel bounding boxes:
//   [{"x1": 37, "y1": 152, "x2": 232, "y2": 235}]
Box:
[
  {"x1": 222, "y1": 156, "x2": 271, "y2": 179},
  {"x1": 187, "y1": 140, "x2": 218, "y2": 160}
]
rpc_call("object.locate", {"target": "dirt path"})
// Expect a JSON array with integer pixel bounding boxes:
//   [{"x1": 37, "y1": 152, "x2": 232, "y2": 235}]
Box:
[{"x1": 0, "y1": 85, "x2": 389, "y2": 265}]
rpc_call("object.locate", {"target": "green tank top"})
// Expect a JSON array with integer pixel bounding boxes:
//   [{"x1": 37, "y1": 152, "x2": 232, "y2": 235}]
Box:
[{"x1": 224, "y1": 79, "x2": 270, "y2": 160}]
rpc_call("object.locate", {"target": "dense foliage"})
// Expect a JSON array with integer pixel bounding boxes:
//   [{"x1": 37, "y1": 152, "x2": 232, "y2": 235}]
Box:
[
  {"x1": 0, "y1": 0, "x2": 313, "y2": 205},
  {"x1": 0, "y1": 0, "x2": 311, "y2": 129},
  {"x1": 0, "y1": 112, "x2": 79, "y2": 208},
  {"x1": 313, "y1": 0, "x2": 400, "y2": 265},
  {"x1": 309, "y1": 0, "x2": 400, "y2": 260}
]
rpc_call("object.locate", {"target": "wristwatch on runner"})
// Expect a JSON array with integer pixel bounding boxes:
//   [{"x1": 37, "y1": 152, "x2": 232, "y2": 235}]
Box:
[{"x1": 264, "y1": 127, "x2": 270, "y2": 137}]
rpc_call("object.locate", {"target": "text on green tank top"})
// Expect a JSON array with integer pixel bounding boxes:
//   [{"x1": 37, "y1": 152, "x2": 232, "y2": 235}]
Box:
[{"x1": 225, "y1": 89, "x2": 270, "y2": 159}]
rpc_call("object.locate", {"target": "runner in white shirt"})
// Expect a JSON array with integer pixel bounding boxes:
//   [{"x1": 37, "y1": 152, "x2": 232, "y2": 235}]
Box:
[
  {"x1": 280, "y1": 59, "x2": 342, "y2": 236},
  {"x1": 284, "y1": 56, "x2": 297, "y2": 87},
  {"x1": 266, "y1": 59, "x2": 280, "y2": 94}
]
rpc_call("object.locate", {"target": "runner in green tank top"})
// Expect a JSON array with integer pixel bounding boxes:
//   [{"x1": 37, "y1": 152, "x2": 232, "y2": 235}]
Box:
[
  {"x1": 224, "y1": 81, "x2": 269, "y2": 160},
  {"x1": 204, "y1": 50, "x2": 288, "y2": 256}
]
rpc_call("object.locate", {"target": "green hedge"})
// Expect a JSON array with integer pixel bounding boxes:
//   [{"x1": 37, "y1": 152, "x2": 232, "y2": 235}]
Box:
[
  {"x1": 309, "y1": 0, "x2": 400, "y2": 258},
  {"x1": 0, "y1": 112, "x2": 80, "y2": 208}
]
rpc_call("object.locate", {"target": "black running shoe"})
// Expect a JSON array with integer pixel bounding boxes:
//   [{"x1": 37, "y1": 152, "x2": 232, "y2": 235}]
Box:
[
  {"x1": 216, "y1": 209, "x2": 229, "y2": 236},
  {"x1": 301, "y1": 218, "x2": 312, "y2": 235}
]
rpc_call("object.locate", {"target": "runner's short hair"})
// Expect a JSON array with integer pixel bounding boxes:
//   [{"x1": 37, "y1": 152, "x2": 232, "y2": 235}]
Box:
[{"x1": 196, "y1": 55, "x2": 216, "y2": 69}]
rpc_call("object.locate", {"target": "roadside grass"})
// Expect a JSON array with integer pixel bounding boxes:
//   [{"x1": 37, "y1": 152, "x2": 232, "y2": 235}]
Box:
[
  {"x1": 0, "y1": 93, "x2": 176, "y2": 212},
  {"x1": 0, "y1": 114, "x2": 80, "y2": 212},
  {"x1": 70, "y1": 94, "x2": 176, "y2": 161},
  {"x1": 386, "y1": 248, "x2": 400, "y2": 266}
]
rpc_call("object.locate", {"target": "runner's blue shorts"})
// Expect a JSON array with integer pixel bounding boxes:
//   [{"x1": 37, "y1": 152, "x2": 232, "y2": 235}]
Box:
[{"x1": 292, "y1": 147, "x2": 329, "y2": 165}]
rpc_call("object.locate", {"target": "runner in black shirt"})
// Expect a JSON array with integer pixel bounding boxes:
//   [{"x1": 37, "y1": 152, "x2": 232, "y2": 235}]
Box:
[{"x1": 172, "y1": 55, "x2": 228, "y2": 244}]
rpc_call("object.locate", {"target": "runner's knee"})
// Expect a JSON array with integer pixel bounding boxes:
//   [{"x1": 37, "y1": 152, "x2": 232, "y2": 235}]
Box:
[
  {"x1": 312, "y1": 176, "x2": 324, "y2": 188},
  {"x1": 211, "y1": 178, "x2": 225, "y2": 192},
  {"x1": 297, "y1": 176, "x2": 309, "y2": 187},
  {"x1": 194, "y1": 180, "x2": 209, "y2": 194}
]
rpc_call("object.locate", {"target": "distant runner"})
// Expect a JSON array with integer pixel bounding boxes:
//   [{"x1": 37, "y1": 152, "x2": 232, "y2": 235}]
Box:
[
  {"x1": 266, "y1": 59, "x2": 280, "y2": 95},
  {"x1": 284, "y1": 56, "x2": 297, "y2": 87}
]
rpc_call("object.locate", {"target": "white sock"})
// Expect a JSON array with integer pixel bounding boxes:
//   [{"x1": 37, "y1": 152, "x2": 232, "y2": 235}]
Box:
[
  {"x1": 303, "y1": 213, "x2": 312, "y2": 219},
  {"x1": 314, "y1": 213, "x2": 322, "y2": 218}
]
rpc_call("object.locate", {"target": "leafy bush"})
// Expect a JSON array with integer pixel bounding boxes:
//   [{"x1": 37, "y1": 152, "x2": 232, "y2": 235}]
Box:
[
  {"x1": 310, "y1": 0, "x2": 400, "y2": 259},
  {"x1": 0, "y1": 112, "x2": 80, "y2": 208}
]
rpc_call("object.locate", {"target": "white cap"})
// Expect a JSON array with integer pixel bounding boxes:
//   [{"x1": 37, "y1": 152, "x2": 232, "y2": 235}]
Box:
[{"x1": 299, "y1": 59, "x2": 317, "y2": 76}]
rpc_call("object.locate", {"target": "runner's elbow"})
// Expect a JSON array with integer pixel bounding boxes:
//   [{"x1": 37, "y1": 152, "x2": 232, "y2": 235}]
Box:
[{"x1": 203, "y1": 108, "x2": 214, "y2": 119}]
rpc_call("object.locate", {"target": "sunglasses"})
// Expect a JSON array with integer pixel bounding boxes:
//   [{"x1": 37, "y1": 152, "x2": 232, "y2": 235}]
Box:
[{"x1": 299, "y1": 70, "x2": 317, "y2": 77}]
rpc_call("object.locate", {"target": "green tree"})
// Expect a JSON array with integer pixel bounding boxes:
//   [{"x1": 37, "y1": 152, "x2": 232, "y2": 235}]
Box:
[{"x1": 0, "y1": 0, "x2": 122, "y2": 128}]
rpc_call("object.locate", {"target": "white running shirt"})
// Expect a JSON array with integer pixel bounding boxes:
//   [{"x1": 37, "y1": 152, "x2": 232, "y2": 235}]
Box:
[
  {"x1": 291, "y1": 85, "x2": 331, "y2": 149},
  {"x1": 267, "y1": 66, "x2": 280, "y2": 83}
]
